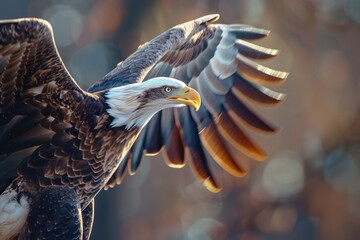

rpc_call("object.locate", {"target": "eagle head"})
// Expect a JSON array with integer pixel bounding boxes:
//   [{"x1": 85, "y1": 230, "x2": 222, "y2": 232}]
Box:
[{"x1": 105, "y1": 77, "x2": 201, "y2": 129}]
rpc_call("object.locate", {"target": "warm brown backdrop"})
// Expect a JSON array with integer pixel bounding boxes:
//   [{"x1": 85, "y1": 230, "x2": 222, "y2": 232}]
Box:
[{"x1": 1, "y1": 0, "x2": 360, "y2": 239}]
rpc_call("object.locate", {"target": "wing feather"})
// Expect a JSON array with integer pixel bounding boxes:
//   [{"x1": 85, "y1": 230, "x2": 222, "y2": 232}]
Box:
[
  {"x1": 161, "y1": 108, "x2": 185, "y2": 168},
  {"x1": 236, "y1": 53, "x2": 288, "y2": 84},
  {"x1": 143, "y1": 112, "x2": 163, "y2": 156},
  {"x1": 163, "y1": 127, "x2": 185, "y2": 168},
  {"x1": 128, "y1": 130, "x2": 146, "y2": 174},
  {"x1": 236, "y1": 39, "x2": 279, "y2": 59},
  {"x1": 226, "y1": 24, "x2": 270, "y2": 39},
  {"x1": 225, "y1": 92, "x2": 277, "y2": 133},
  {"x1": 232, "y1": 75, "x2": 285, "y2": 105}
]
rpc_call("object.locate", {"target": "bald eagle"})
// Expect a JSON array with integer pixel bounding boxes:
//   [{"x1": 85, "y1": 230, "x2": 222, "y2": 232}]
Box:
[{"x1": 0, "y1": 14, "x2": 287, "y2": 240}]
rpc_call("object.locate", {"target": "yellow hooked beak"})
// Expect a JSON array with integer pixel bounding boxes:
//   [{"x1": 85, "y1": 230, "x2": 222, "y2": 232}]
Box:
[{"x1": 167, "y1": 86, "x2": 201, "y2": 111}]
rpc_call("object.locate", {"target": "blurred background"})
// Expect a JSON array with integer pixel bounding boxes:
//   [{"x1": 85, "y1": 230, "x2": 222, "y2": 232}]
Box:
[{"x1": 1, "y1": 0, "x2": 360, "y2": 239}]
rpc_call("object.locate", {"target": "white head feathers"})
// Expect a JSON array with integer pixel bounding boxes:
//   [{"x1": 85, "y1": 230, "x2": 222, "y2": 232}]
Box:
[{"x1": 105, "y1": 77, "x2": 188, "y2": 129}]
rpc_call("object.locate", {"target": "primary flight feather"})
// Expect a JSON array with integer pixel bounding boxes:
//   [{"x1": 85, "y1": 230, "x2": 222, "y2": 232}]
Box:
[{"x1": 0, "y1": 14, "x2": 287, "y2": 240}]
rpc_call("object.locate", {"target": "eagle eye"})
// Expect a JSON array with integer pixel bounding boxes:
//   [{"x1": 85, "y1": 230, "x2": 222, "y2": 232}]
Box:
[{"x1": 163, "y1": 86, "x2": 172, "y2": 93}]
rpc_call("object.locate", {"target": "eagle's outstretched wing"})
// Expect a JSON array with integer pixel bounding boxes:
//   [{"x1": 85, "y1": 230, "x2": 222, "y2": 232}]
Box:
[
  {"x1": 89, "y1": 14, "x2": 288, "y2": 192},
  {"x1": 0, "y1": 18, "x2": 88, "y2": 193}
]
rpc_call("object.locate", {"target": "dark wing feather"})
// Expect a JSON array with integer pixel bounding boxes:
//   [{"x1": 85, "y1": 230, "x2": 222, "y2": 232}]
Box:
[
  {"x1": 89, "y1": 14, "x2": 287, "y2": 192},
  {"x1": 161, "y1": 109, "x2": 185, "y2": 168},
  {"x1": 143, "y1": 112, "x2": 163, "y2": 155},
  {"x1": 0, "y1": 18, "x2": 107, "y2": 196}
]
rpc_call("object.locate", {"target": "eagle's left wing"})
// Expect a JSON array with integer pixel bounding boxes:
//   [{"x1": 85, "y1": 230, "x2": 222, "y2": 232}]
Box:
[{"x1": 89, "y1": 14, "x2": 287, "y2": 192}]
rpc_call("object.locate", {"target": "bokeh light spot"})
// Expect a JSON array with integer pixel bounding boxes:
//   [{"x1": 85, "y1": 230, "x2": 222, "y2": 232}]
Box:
[
  {"x1": 346, "y1": 0, "x2": 360, "y2": 24},
  {"x1": 67, "y1": 43, "x2": 111, "y2": 86},
  {"x1": 256, "y1": 204, "x2": 298, "y2": 234},
  {"x1": 42, "y1": 5, "x2": 83, "y2": 47},
  {"x1": 323, "y1": 149, "x2": 360, "y2": 191},
  {"x1": 187, "y1": 218, "x2": 223, "y2": 240},
  {"x1": 318, "y1": 50, "x2": 352, "y2": 91},
  {"x1": 262, "y1": 153, "x2": 305, "y2": 199}
]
